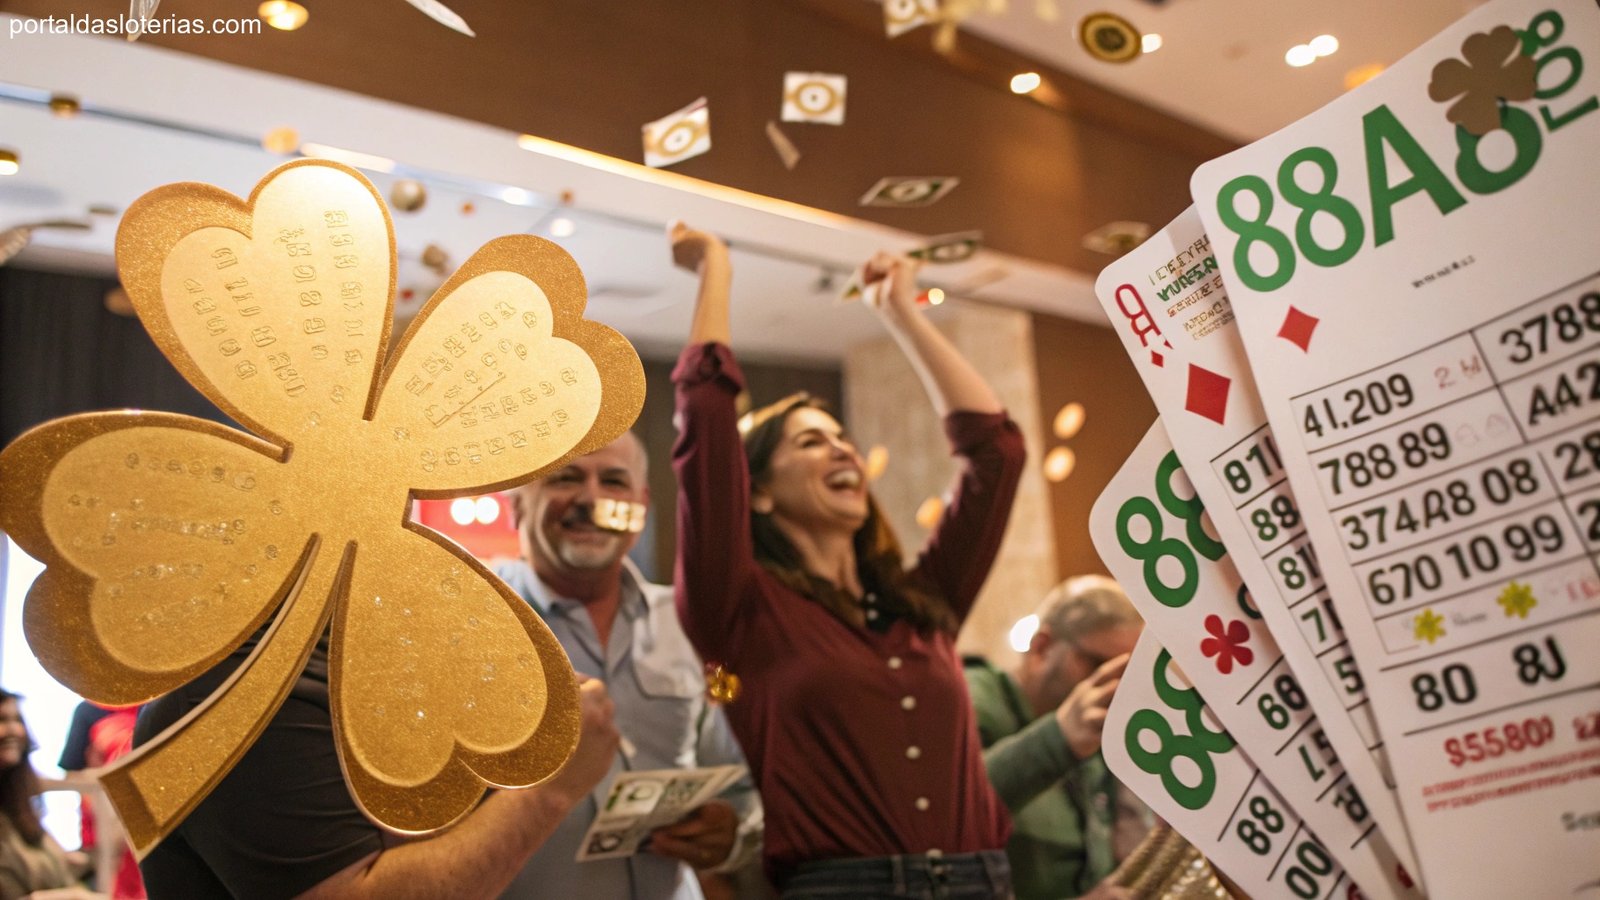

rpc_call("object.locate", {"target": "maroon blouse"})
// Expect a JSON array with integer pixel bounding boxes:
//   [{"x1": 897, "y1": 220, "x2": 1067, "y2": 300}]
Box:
[{"x1": 671, "y1": 342, "x2": 1026, "y2": 884}]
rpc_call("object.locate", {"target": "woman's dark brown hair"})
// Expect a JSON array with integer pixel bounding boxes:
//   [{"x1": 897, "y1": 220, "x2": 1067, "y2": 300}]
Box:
[
  {"x1": 0, "y1": 690, "x2": 45, "y2": 845},
  {"x1": 741, "y1": 393, "x2": 957, "y2": 635}
]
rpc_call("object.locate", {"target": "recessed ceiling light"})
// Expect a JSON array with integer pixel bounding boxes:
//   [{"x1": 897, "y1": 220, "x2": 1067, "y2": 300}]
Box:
[
  {"x1": 1309, "y1": 34, "x2": 1339, "y2": 57},
  {"x1": 549, "y1": 217, "x2": 577, "y2": 238},
  {"x1": 926, "y1": 288, "x2": 946, "y2": 306},
  {"x1": 1010, "y1": 72, "x2": 1042, "y2": 94},
  {"x1": 449, "y1": 497, "x2": 476, "y2": 526},
  {"x1": 1044, "y1": 446, "x2": 1076, "y2": 482},
  {"x1": 1052, "y1": 402, "x2": 1086, "y2": 439},
  {"x1": 1285, "y1": 44, "x2": 1318, "y2": 68},
  {"x1": 1141, "y1": 33, "x2": 1163, "y2": 53},
  {"x1": 499, "y1": 186, "x2": 534, "y2": 206},
  {"x1": 258, "y1": 1, "x2": 308, "y2": 31},
  {"x1": 0, "y1": 149, "x2": 17, "y2": 176}
]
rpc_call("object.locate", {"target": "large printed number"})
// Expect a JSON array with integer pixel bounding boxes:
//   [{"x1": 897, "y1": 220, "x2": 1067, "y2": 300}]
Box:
[
  {"x1": 1126, "y1": 650, "x2": 1237, "y2": 810},
  {"x1": 1116, "y1": 452, "x2": 1226, "y2": 608}
]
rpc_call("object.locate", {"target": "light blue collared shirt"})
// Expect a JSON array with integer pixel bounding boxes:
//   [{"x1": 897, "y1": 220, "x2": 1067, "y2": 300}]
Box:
[{"x1": 494, "y1": 559, "x2": 759, "y2": 900}]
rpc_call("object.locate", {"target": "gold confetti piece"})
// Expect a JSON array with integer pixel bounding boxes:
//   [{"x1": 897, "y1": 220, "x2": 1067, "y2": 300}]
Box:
[
  {"x1": 0, "y1": 159, "x2": 645, "y2": 855},
  {"x1": 705, "y1": 664, "x2": 742, "y2": 705},
  {"x1": 642, "y1": 98, "x2": 712, "y2": 169},
  {"x1": 765, "y1": 121, "x2": 802, "y2": 171},
  {"x1": 390, "y1": 179, "x2": 427, "y2": 212}
]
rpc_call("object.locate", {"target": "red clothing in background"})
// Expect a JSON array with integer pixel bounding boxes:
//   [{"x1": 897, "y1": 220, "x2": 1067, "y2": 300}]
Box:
[{"x1": 671, "y1": 342, "x2": 1025, "y2": 886}]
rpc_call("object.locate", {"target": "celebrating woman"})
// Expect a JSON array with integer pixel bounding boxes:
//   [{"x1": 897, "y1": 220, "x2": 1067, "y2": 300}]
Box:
[
  {"x1": 669, "y1": 224, "x2": 1025, "y2": 899},
  {"x1": 0, "y1": 690, "x2": 96, "y2": 900}
]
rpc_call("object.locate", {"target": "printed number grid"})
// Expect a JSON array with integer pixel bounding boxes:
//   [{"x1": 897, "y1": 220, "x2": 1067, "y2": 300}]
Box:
[{"x1": 1286, "y1": 269, "x2": 1600, "y2": 739}]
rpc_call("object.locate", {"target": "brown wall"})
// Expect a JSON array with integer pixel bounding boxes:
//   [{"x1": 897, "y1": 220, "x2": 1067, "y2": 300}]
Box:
[
  {"x1": 1031, "y1": 312, "x2": 1156, "y2": 580},
  {"x1": 0, "y1": 0, "x2": 1234, "y2": 276},
  {"x1": 632, "y1": 353, "x2": 841, "y2": 581}
]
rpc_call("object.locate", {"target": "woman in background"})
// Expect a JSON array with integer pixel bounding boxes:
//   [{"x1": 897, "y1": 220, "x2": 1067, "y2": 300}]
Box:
[
  {"x1": 669, "y1": 224, "x2": 1025, "y2": 899},
  {"x1": 0, "y1": 690, "x2": 96, "y2": 900}
]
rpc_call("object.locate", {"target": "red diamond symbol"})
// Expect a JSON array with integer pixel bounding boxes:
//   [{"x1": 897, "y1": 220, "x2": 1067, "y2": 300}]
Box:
[
  {"x1": 1185, "y1": 364, "x2": 1231, "y2": 425},
  {"x1": 1278, "y1": 306, "x2": 1319, "y2": 353},
  {"x1": 1151, "y1": 351, "x2": 1165, "y2": 367}
]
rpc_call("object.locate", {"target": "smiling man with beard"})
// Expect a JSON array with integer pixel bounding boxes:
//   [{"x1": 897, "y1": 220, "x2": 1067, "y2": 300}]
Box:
[{"x1": 494, "y1": 432, "x2": 763, "y2": 900}]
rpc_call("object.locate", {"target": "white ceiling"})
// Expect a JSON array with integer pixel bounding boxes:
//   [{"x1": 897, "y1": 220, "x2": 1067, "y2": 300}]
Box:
[
  {"x1": 0, "y1": 2, "x2": 1500, "y2": 366},
  {"x1": 959, "y1": 0, "x2": 1489, "y2": 141},
  {"x1": 0, "y1": 15, "x2": 1102, "y2": 365}
]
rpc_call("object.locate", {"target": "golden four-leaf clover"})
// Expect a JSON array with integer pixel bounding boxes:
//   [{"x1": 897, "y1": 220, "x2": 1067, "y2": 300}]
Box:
[{"x1": 0, "y1": 160, "x2": 644, "y2": 852}]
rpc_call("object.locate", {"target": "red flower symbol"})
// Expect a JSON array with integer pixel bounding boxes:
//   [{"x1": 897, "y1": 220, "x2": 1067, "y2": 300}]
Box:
[{"x1": 1200, "y1": 614, "x2": 1254, "y2": 674}]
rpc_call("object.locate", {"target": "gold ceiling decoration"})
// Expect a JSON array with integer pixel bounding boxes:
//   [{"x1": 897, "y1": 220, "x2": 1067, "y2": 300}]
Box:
[{"x1": 0, "y1": 159, "x2": 645, "y2": 854}]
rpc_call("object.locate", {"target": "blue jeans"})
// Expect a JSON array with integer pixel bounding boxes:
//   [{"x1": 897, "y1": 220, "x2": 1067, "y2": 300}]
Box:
[{"x1": 781, "y1": 850, "x2": 1014, "y2": 900}]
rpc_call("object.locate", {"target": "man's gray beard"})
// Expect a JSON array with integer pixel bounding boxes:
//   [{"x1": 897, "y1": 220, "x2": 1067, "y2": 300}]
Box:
[{"x1": 557, "y1": 538, "x2": 621, "y2": 571}]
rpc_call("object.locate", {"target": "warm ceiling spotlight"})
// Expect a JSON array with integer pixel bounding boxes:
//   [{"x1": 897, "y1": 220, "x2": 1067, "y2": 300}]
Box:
[
  {"x1": 865, "y1": 445, "x2": 890, "y2": 481},
  {"x1": 1285, "y1": 44, "x2": 1318, "y2": 68},
  {"x1": 48, "y1": 94, "x2": 81, "y2": 117},
  {"x1": 1052, "y1": 402, "x2": 1086, "y2": 439},
  {"x1": 1309, "y1": 34, "x2": 1340, "y2": 57},
  {"x1": 1009, "y1": 72, "x2": 1043, "y2": 94},
  {"x1": 549, "y1": 216, "x2": 577, "y2": 238},
  {"x1": 258, "y1": 0, "x2": 308, "y2": 31},
  {"x1": 1344, "y1": 63, "x2": 1386, "y2": 90},
  {"x1": 915, "y1": 496, "x2": 945, "y2": 530},
  {"x1": 0, "y1": 149, "x2": 17, "y2": 176},
  {"x1": 926, "y1": 288, "x2": 946, "y2": 306},
  {"x1": 499, "y1": 186, "x2": 534, "y2": 206},
  {"x1": 1043, "y1": 446, "x2": 1076, "y2": 482},
  {"x1": 261, "y1": 126, "x2": 300, "y2": 154},
  {"x1": 1141, "y1": 33, "x2": 1163, "y2": 54}
]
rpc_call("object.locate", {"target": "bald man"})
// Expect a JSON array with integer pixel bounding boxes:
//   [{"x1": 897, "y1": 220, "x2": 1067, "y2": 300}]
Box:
[{"x1": 495, "y1": 432, "x2": 762, "y2": 900}]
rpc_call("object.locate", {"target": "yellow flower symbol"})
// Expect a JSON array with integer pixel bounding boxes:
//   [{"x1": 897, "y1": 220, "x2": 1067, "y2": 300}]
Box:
[
  {"x1": 1427, "y1": 25, "x2": 1537, "y2": 137},
  {"x1": 1496, "y1": 581, "x2": 1537, "y2": 619},
  {"x1": 1413, "y1": 609, "x2": 1447, "y2": 644},
  {"x1": 0, "y1": 161, "x2": 644, "y2": 853}
]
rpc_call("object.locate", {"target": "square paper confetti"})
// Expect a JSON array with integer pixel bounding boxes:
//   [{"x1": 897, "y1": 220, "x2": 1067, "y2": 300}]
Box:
[
  {"x1": 782, "y1": 72, "x2": 847, "y2": 125},
  {"x1": 642, "y1": 97, "x2": 711, "y2": 168}
]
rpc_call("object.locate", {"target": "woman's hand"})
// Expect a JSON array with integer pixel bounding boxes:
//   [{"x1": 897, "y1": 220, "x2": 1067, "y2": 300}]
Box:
[
  {"x1": 856, "y1": 251, "x2": 924, "y2": 323},
  {"x1": 668, "y1": 222, "x2": 729, "y2": 276},
  {"x1": 673, "y1": 222, "x2": 734, "y2": 346}
]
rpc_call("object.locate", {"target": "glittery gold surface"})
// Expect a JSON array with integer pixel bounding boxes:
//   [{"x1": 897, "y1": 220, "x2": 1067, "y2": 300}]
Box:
[
  {"x1": 590, "y1": 499, "x2": 646, "y2": 534},
  {"x1": 0, "y1": 160, "x2": 645, "y2": 853}
]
